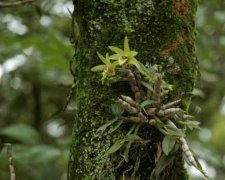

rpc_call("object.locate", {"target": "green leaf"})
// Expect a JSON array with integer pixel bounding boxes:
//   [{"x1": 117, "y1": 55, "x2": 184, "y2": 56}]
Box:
[
  {"x1": 123, "y1": 140, "x2": 133, "y2": 162},
  {"x1": 109, "y1": 54, "x2": 120, "y2": 60},
  {"x1": 123, "y1": 129, "x2": 141, "y2": 162},
  {"x1": 127, "y1": 124, "x2": 136, "y2": 135},
  {"x1": 118, "y1": 56, "x2": 128, "y2": 65},
  {"x1": 193, "y1": 105, "x2": 202, "y2": 114},
  {"x1": 140, "y1": 81, "x2": 154, "y2": 92},
  {"x1": 174, "y1": 110, "x2": 185, "y2": 119},
  {"x1": 131, "y1": 155, "x2": 140, "y2": 179},
  {"x1": 129, "y1": 59, "x2": 141, "y2": 71},
  {"x1": 13, "y1": 144, "x2": 61, "y2": 165},
  {"x1": 124, "y1": 134, "x2": 142, "y2": 141},
  {"x1": 170, "y1": 143, "x2": 179, "y2": 154},
  {"x1": 129, "y1": 51, "x2": 138, "y2": 57},
  {"x1": 154, "y1": 154, "x2": 175, "y2": 176},
  {"x1": 105, "y1": 127, "x2": 141, "y2": 157},
  {"x1": 104, "y1": 139, "x2": 126, "y2": 156},
  {"x1": 112, "y1": 61, "x2": 119, "y2": 66},
  {"x1": 129, "y1": 59, "x2": 151, "y2": 78},
  {"x1": 140, "y1": 100, "x2": 156, "y2": 108},
  {"x1": 109, "y1": 120, "x2": 123, "y2": 134},
  {"x1": 162, "y1": 136, "x2": 176, "y2": 155},
  {"x1": 109, "y1": 46, "x2": 124, "y2": 54},
  {"x1": 178, "y1": 120, "x2": 200, "y2": 130},
  {"x1": 91, "y1": 65, "x2": 107, "y2": 71},
  {"x1": 139, "y1": 63, "x2": 153, "y2": 77},
  {"x1": 97, "y1": 52, "x2": 110, "y2": 65},
  {"x1": 124, "y1": 36, "x2": 130, "y2": 52},
  {"x1": 97, "y1": 118, "x2": 118, "y2": 132},
  {"x1": 0, "y1": 124, "x2": 40, "y2": 145},
  {"x1": 157, "y1": 126, "x2": 171, "y2": 136},
  {"x1": 192, "y1": 88, "x2": 205, "y2": 98},
  {"x1": 123, "y1": 123, "x2": 141, "y2": 162},
  {"x1": 155, "y1": 119, "x2": 183, "y2": 137},
  {"x1": 111, "y1": 103, "x2": 124, "y2": 116},
  {"x1": 164, "y1": 125, "x2": 185, "y2": 137}
]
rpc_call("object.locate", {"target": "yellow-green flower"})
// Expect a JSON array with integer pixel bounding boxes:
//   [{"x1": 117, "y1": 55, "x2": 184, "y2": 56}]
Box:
[
  {"x1": 91, "y1": 52, "x2": 118, "y2": 79},
  {"x1": 109, "y1": 36, "x2": 138, "y2": 66},
  {"x1": 108, "y1": 37, "x2": 150, "y2": 76}
]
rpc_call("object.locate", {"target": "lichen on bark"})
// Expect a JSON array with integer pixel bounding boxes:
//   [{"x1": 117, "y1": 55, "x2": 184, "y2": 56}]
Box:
[{"x1": 68, "y1": 0, "x2": 198, "y2": 179}]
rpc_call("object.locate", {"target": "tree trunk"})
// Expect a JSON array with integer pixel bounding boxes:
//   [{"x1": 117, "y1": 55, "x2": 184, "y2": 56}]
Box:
[{"x1": 68, "y1": 0, "x2": 198, "y2": 179}]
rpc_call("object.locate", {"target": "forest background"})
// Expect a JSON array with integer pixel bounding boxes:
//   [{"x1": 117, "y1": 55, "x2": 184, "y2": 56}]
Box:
[{"x1": 0, "y1": 0, "x2": 224, "y2": 179}]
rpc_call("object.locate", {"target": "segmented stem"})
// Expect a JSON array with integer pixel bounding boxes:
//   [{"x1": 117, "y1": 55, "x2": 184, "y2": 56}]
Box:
[
  {"x1": 146, "y1": 107, "x2": 181, "y2": 117},
  {"x1": 162, "y1": 99, "x2": 181, "y2": 109},
  {"x1": 128, "y1": 70, "x2": 141, "y2": 103},
  {"x1": 121, "y1": 116, "x2": 156, "y2": 126},
  {"x1": 152, "y1": 74, "x2": 162, "y2": 103},
  {"x1": 178, "y1": 137, "x2": 197, "y2": 167},
  {"x1": 120, "y1": 95, "x2": 140, "y2": 109},
  {"x1": 118, "y1": 98, "x2": 138, "y2": 114}
]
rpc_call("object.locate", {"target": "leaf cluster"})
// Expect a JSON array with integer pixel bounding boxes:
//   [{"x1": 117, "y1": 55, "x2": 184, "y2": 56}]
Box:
[{"x1": 92, "y1": 37, "x2": 209, "y2": 179}]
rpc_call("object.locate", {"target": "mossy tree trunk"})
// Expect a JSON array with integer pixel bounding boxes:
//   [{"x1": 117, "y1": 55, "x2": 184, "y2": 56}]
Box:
[{"x1": 68, "y1": 0, "x2": 198, "y2": 179}]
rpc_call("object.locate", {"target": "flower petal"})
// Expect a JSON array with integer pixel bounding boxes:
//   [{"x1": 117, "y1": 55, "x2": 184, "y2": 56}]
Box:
[
  {"x1": 97, "y1": 52, "x2": 111, "y2": 65},
  {"x1": 124, "y1": 36, "x2": 130, "y2": 52},
  {"x1": 109, "y1": 46, "x2": 124, "y2": 54}
]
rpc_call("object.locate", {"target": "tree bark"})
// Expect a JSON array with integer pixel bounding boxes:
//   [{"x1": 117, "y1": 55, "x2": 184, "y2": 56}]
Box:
[{"x1": 68, "y1": 0, "x2": 198, "y2": 179}]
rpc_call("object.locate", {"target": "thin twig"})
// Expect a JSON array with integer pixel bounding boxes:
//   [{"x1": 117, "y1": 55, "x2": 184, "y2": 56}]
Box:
[
  {"x1": 4, "y1": 144, "x2": 16, "y2": 180},
  {"x1": 0, "y1": 0, "x2": 33, "y2": 8}
]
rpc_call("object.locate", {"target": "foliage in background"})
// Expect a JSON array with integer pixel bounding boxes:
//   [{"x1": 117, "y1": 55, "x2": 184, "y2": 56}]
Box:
[
  {"x1": 0, "y1": 0, "x2": 74, "y2": 179},
  {"x1": 188, "y1": 0, "x2": 225, "y2": 179},
  {"x1": 0, "y1": 0, "x2": 224, "y2": 179}
]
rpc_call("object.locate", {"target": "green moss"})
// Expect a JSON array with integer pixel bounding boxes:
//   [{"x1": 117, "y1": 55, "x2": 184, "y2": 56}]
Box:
[{"x1": 69, "y1": 0, "x2": 198, "y2": 179}]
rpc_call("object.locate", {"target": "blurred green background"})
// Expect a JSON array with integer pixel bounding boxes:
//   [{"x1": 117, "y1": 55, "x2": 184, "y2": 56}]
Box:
[{"x1": 0, "y1": 0, "x2": 224, "y2": 179}]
